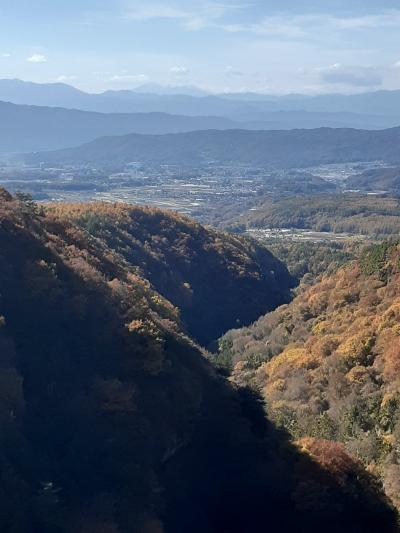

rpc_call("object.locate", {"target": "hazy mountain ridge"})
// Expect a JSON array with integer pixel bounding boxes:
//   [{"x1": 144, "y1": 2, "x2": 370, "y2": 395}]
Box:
[
  {"x1": 27, "y1": 127, "x2": 400, "y2": 169},
  {"x1": 1, "y1": 79, "x2": 399, "y2": 131},
  {"x1": 1, "y1": 98, "x2": 396, "y2": 154},
  {"x1": 0, "y1": 100, "x2": 240, "y2": 152},
  {"x1": 3, "y1": 79, "x2": 400, "y2": 115}
]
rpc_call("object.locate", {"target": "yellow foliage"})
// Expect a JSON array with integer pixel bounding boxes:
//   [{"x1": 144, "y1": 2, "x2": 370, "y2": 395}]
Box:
[
  {"x1": 268, "y1": 378, "x2": 286, "y2": 393},
  {"x1": 336, "y1": 334, "x2": 373, "y2": 363},
  {"x1": 384, "y1": 301, "x2": 400, "y2": 317},
  {"x1": 308, "y1": 335, "x2": 340, "y2": 358},
  {"x1": 307, "y1": 292, "x2": 328, "y2": 314},
  {"x1": 265, "y1": 347, "x2": 319, "y2": 378},
  {"x1": 378, "y1": 301, "x2": 400, "y2": 333},
  {"x1": 312, "y1": 321, "x2": 328, "y2": 335},
  {"x1": 390, "y1": 323, "x2": 400, "y2": 335},
  {"x1": 151, "y1": 294, "x2": 166, "y2": 306},
  {"x1": 382, "y1": 434, "x2": 395, "y2": 446},
  {"x1": 345, "y1": 365, "x2": 370, "y2": 384},
  {"x1": 381, "y1": 393, "x2": 396, "y2": 407}
]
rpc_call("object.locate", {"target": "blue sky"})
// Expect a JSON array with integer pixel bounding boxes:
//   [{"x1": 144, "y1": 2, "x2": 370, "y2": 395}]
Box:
[{"x1": 1, "y1": 0, "x2": 400, "y2": 94}]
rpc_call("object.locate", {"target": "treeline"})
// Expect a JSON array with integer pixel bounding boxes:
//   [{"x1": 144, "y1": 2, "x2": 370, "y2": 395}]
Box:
[
  {"x1": 234, "y1": 194, "x2": 400, "y2": 236},
  {"x1": 259, "y1": 239, "x2": 359, "y2": 282},
  {"x1": 347, "y1": 167, "x2": 400, "y2": 193}
]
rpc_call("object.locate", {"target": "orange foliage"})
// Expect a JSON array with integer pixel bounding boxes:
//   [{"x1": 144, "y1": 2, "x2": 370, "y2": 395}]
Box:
[{"x1": 225, "y1": 240, "x2": 400, "y2": 510}]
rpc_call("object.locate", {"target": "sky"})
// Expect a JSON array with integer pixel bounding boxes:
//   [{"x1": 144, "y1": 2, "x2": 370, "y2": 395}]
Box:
[{"x1": 1, "y1": 0, "x2": 400, "y2": 94}]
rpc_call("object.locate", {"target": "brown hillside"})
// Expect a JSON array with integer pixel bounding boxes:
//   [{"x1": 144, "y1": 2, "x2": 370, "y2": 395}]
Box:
[
  {"x1": 220, "y1": 240, "x2": 400, "y2": 511},
  {"x1": 0, "y1": 190, "x2": 396, "y2": 532},
  {"x1": 47, "y1": 202, "x2": 294, "y2": 346}
]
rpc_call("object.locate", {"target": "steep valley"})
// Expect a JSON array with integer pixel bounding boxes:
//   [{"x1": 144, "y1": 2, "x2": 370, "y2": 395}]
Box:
[{"x1": 0, "y1": 189, "x2": 396, "y2": 532}]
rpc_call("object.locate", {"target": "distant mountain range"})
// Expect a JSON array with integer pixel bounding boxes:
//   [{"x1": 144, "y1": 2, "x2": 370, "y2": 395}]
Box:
[
  {"x1": 1, "y1": 79, "x2": 400, "y2": 130},
  {"x1": 0, "y1": 101, "x2": 240, "y2": 152},
  {"x1": 26, "y1": 127, "x2": 400, "y2": 169},
  {"x1": 2, "y1": 79, "x2": 400, "y2": 154},
  {"x1": 3, "y1": 97, "x2": 398, "y2": 153}
]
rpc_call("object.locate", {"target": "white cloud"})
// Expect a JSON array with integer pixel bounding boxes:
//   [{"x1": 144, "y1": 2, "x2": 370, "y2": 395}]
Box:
[
  {"x1": 315, "y1": 63, "x2": 342, "y2": 72},
  {"x1": 124, "y1": 5, "x2": 400, "y2": 38},
  {"x1": 225, "y1": 65, "x2": 245, "y2": 77},
  {"x1": 183, "y1": 17, "x2": 207, "y2": 31},
  {"x1": 125, "y1": 4, "x2": 188, "y2": 21},
  {"x1": 124, "y1": 2, "x2": 248, "y2": 31},
  {"x1": 220, "y1": 10, "x2": 400, "y2": 39},
  {"x1": 109, "y1": 73, "x2": 149, "y2": 82},
  {"x1": 27, "y1": 53, "x2": 47, "y2": 63},
  {"x1": 170, "y1": 66, "x2": 188, "y2": 74},
  {"x1": 56, "y1": 75, "x2": 77, "y2": 82},
  {"x1": 222, "y1": 17, "x2": 308, "y2": 38},
  {"x1": 222, "y1": 24, "x2": 245, "y2": 33},
  {"x1": 316, "y1": 64, "x2": 383, "y2": 88},
  {"x1": 294, "y1": 63, "x2": 388, "y2": 91},
  {"x1": 331, "y1": 11, "x2": 400, "y2": 30},
  {"x1": 1, "y1": 53, "x2": 11, "y2": 58}
]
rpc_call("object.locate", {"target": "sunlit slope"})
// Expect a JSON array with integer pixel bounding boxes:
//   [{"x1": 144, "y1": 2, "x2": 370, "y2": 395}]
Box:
[{"x1": 220, "y1": 240, "x2": 400, "y2": 509}]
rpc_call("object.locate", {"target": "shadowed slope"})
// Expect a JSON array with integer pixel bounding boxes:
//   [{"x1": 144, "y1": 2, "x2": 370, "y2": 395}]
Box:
[
  {"x1": 48, "y1": 202, "x2": 295, "y2": 346},
  {"x1": 0, "y1": 190, "x2": 396, "y2": 532}
]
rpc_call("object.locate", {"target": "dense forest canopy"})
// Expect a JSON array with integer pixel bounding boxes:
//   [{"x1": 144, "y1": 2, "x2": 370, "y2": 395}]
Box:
[
  {"x1": 0, "y1": 189, "x2": 396, "y2": 532},
  {"x1": 347, "y1": 167, "x2": 400, "y2": 193},
  {"x1": 256, "y1": 239, "x2": 359, "y2": 282},
  {"x1": 46, "y1": 202, "x2": 295, "y2": 346},
  {"x1": 232, "y1": 194, "x2": 400, "y2": 237},
  {"x1": 218, "y1": 240, "x2": 400, "y2": 512}
]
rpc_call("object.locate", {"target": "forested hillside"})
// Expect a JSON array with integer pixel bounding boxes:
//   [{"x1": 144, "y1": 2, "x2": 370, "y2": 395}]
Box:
[
  {"x1": 218, "y1": 241, "x2": 400, "y2": 511},
  {"x1": 257, "y1": 240, "x2": 358, "y2": 282},
  {"x1": 47, "y1": 202, "x2": 294, "y2": 346},
  {"x1": 26, "y1": 126, "x2": 400, "y2": 169},
  {"x1": 347, "y1": 167, "x2": 400, "y2": 193},
  {"x1": 0, "y1": 189, "x2": 396, "y2": 532},
  {"x1": 234, "y1": 194, "x2": 400, "y2": 236}
]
